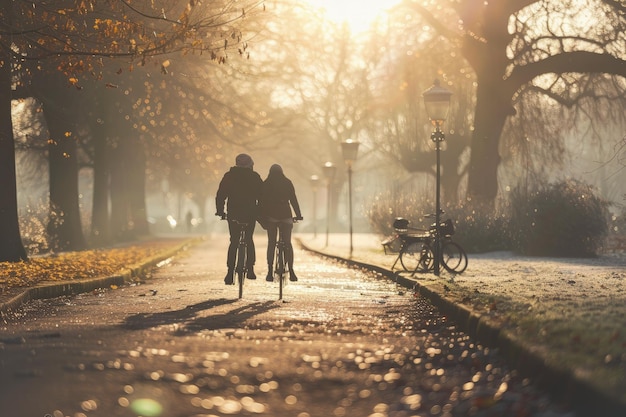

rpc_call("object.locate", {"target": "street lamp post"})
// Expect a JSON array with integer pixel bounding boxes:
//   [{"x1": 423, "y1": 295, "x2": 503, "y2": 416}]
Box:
[
  {"x1": 422, "y1": 79, "x2": 452, "y2": 276},
  {"x1": 322, "y1": 162, "x2": 336, "y2": 247},
  {"x1": 310, "y1": 175, "x2": 320, "y2": 239},
  {"x1": 341, "y1": 139, "x2": 360, "y2": 257}
]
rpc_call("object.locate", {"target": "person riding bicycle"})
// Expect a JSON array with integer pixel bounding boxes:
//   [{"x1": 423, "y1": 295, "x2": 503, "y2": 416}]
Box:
[
  {"x1": 258, "y1": 164, "x2": 303, "y2": 282},
  {"x1": 215, "y1": 153, "x2": 263, "y2": 285}
]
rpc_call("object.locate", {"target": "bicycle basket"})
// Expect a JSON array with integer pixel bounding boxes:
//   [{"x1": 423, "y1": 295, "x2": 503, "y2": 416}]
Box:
[
  {"x1": 393, "y1": 218, "x2": 409, "y2": 232},
  {"x1": 441, "y1": 219, "x2": 455, "y2": 236}
]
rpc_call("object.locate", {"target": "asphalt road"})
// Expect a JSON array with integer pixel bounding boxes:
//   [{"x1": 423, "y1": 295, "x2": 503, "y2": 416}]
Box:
[{"x1": 0, "y1": 236, "x2": 573, "y2": 417}]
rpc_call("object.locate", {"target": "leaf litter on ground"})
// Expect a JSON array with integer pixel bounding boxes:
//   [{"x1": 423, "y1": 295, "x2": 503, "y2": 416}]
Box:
[{"x1": 0, "y1": 238, "x2": 189, "y2": 292}]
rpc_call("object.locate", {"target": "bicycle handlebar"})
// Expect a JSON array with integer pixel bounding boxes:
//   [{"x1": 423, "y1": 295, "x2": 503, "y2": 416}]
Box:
[{"x1": 218, "y1": 212, "x2": 303, "y2": 223}]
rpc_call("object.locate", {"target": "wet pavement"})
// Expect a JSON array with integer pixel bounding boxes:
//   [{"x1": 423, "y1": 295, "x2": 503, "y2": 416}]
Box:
[{"x1": 1, "y1": 236, "x2": 575, "y2": 416}]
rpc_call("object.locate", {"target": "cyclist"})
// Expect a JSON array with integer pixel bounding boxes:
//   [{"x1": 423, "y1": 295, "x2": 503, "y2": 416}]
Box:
[
  {"x1": 215, "y1": 153, "x2": 263, "y2": 285},
  {"x1": 258, "y1": 164, "x2": 303, "y2": 282}
]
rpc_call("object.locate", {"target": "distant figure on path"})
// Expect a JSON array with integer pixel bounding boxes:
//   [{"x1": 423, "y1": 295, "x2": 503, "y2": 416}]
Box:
[
  {"x1": 215, "y1": 153, "x2": 263, "y2": 284},
  {"x1": 258, "y1": 164, "x2": 303, "y2": 282}
]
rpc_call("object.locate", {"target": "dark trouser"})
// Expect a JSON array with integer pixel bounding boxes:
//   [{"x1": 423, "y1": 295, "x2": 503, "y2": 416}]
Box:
[
  {"x1": 266, "y1": 221, "x2": 294, "y2": 270},
  {"x1": 227, "y1": 219, "x2": 256, "y2": 269}
]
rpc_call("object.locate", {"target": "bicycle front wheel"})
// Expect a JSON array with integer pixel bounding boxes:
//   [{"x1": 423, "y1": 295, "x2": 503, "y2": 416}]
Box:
[{"x1": 441, "y1": 241, "x2": 468, "y2": 274}]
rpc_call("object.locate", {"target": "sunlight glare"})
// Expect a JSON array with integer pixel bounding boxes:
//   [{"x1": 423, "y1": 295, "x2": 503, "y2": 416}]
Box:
[{"x1": 308, "y1": 0, "x2": 401, "y2": 33}]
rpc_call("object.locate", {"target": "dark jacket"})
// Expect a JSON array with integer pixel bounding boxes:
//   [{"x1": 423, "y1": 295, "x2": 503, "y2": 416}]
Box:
[
  {"x1": 259, "y1": 171, "x2": 302, "y2": 220},
  {"x1": 215, "y1": 166, "x2": 263, "y2": 222}
]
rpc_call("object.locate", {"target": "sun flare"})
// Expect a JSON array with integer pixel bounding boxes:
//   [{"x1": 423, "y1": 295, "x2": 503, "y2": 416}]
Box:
[{"x1": 308, "y1": 0, "x2": 401, "y2": 34}]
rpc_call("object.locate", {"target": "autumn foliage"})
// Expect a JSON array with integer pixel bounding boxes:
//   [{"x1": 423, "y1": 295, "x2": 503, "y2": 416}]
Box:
[{"x1": 0, "y1": 239, "x2": 188, "y2": 291}]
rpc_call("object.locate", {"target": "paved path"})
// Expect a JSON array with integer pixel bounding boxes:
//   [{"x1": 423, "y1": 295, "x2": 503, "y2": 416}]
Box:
[{"x1": 1, "y1": 235, "x2": 574, "y2": 417}]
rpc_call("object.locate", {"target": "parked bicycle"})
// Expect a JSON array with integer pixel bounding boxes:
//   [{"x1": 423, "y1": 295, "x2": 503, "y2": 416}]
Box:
[
  {"x1": 385, "y1": 214, "x2": 468, "y2": 274},
  {"x1": 219, "y1": 215, "x2": 249, "y2": 298}
]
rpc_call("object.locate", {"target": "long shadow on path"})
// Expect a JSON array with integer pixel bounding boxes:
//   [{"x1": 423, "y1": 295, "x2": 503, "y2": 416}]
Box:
[{"x1": 122, "y1": 298, "x2": 279, "y2": 334}]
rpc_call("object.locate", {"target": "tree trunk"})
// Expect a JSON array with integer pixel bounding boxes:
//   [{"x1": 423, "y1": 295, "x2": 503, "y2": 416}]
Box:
[
  {"x1": 441, "y1": 163, "x2": 462, "y2": 207},
  {"x1": 327, "y1": 178, "x2": 341, "y2": 231},
  {"x1": 109, "y1": 138, "x2": 132, "y2": 241},
  {"x1": 46, "y1": 108, "x2": 86, "y2": 251},
  {"x1": 128, "y1": 138, "x2": 149, "y2": 236},
  {"x1": 109, "y1": 136, "x2": 149, "y2": 240},
  {"x1": 466, "y1": 79, "x2": 510, "y2": 208},
  {"x1": 0, "y1": 39, "x2": 28, "y2": 261},
  {"x1": 91, "y1": 130, "x2": 111, "y2": 244}
]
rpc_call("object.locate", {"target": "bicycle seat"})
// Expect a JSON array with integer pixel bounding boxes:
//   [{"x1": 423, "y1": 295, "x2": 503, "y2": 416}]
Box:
[{"x1": 393, "y1": 217, "x2": 409, "y2": 232}]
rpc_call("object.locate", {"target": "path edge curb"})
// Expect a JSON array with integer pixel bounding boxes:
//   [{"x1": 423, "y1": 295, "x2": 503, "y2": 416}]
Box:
[
  {"x1": 0, "y1": 238, "x2": 200, "y2": 319},
  {"x1": 297, "y1": 238, "x2": 626, "y2": 417}
]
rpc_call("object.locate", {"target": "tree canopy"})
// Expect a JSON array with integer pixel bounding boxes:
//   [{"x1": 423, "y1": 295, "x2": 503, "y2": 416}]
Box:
[
  {"x1": 0, "y1": 0, "x2": 264, "y2": 261},
  {"x1": 405, "y1": 0, "x2": 626, "y2": 206}
]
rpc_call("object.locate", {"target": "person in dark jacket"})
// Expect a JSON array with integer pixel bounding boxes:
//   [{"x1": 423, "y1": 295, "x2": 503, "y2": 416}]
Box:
[
  {"x1": 215, "y1": 153, "x2": 263, "y2": 284},
  {"x1": 258, "y1": 164, "x2": 303, "y2": 282}
]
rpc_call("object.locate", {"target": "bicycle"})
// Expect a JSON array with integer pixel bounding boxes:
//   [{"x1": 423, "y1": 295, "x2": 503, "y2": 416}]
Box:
[
  {"x1": 271, "y1": 217, "x2": 301, "y2": 301},
  {"x1": 387, "y1": 215, "x2": 468, "y2": 274},
  {"x1": 218, "y1": 214, "x2": 249, "y2": 299}
]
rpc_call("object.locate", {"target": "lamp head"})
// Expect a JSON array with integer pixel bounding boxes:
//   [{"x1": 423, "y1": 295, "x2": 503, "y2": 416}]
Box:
[
  {"x1": 341, "y1": 139, "x2": 360, "y2": 165},
  {"x1": 422, "y1": 79, "x2": 452, "y2": 124},
  {"x1": 322, "y1": 162, "x2": 336, "y2": 179}
]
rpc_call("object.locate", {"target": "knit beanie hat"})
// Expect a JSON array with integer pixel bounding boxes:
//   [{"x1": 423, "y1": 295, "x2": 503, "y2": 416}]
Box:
[{"x1": 235, "y1": 153, "x2": 254, "y2": 168}]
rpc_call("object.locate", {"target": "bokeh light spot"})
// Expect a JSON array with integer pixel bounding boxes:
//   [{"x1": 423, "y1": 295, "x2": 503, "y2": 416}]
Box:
[{"x1": 130, "y1": 398, "x2": 163, "y2": 416}]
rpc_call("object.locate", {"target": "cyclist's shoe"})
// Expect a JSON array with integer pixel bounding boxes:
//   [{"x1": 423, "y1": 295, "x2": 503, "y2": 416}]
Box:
[
  {"x1": 247, "y1": 268, "x2": 257, "y2": 280},
  {"x1": 266, "y1": 266, "x2": 273, "y2": 281},
  {"x1": 224, "y1": 269, "x2": 234, "y2": 285},
  {"x1": 289, "y1": 271, "x2": 298, "y2": 282}
]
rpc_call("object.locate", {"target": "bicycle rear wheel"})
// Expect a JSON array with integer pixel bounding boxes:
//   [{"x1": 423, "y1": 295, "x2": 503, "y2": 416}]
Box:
[
  {"x1": 279, "y1": 270, "x2": 285, "y2": 300},
  {"x1": 400, "y1": 241, "x2": 433, "y2": 273},
  {"x1": 441, "y1": 241, "x2": 468, "y2": 273},
  {"x1": 275, "y1": 243, "x2": 286, "y2": 300}
]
